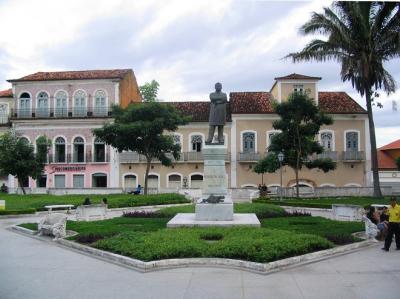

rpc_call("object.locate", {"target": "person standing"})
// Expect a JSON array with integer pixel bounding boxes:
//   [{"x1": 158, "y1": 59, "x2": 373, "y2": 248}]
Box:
[{"x1": 382, "y1": 197, "x2": 400, "y2": 251}]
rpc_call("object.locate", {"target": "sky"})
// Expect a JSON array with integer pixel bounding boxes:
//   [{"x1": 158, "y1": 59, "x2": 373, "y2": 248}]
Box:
[{"x1": 0, "y1": 0, "x2": 398, "y2": 146}]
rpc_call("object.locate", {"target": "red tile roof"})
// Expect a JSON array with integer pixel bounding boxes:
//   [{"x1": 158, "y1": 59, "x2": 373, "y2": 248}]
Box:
[
  {"x1": 274, "y1": 73, "x2": 322, "y2": 80},
  {"x1": 170, "y1": 101, "x2": 231, "y2": 122},
  {"x1": 7, "y1": 69, "x2": 132, "y2": 82},
  {"x1": 379, "y1": 139, "x2": 400, "y2": 151},
  {"x1": 318, "y1": 92, "x2": 366, "y2": 114},
  {"x1": 230, "y1": 92, "x2": 274, "y2": 114},
  {"x1": 0, "y1": 88, "x2": 12, "y2": 97},
  {"x1": 378, "y1": 150, "x2": 397, "y2": 169}
]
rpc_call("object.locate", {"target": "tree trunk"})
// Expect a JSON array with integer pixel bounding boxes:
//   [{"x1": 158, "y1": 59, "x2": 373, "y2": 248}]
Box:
[
  {"x1": 365, "y1": 91, "x2": 382, "y2": 198},
  {"x1": 144, "y1": 157, "x2": 151, "y2": 195},
  {"x1": 17, "y1": 176, "x2": 26, "y2": 195}
]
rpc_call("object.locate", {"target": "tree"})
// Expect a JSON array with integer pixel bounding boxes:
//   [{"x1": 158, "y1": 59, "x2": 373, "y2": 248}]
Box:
[
  {"x1": 93, "y1": 102, "x2": 190, "y2": 194},
  {"x1": 286, "y1": 2, "x2": 399, "y2": 197},
  {"x1": 396, "y1": 156, "x2": 400, "y2": 171},
  {"x1": 139, "y1": 80, "x2": 160, "y2": 102},
  {"x1": 253, "y1": 152, "x2": 280, "y2": 185},
  {"x1": 0, "y1": 132, "x2": 51, "y2": 194},
  {"x1": 269, "y1": 92, "x2": 336, "y2": 198}
]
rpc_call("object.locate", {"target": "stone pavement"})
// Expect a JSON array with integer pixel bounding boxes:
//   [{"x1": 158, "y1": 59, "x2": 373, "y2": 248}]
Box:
[{"x1": 1, "y1": 216, "x2": 399, "y2": 299}]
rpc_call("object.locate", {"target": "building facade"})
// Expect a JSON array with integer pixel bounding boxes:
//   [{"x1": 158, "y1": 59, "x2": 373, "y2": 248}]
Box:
[
  {"x1": 378, "y1": 139, "x2": 400, "y2": 194},
  {"x1": 6, "y1": 69, "x2": 141, "y2": 191}
]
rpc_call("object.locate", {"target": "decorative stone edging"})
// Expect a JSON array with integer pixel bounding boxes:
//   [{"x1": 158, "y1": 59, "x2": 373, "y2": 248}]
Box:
[{"x1": 11, "y1": 224, "x2": 377, "y2": 274}]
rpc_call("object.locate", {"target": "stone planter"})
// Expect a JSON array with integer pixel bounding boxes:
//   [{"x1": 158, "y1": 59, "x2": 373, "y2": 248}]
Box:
[
  {"x1": 332, "y1": 204, "x2": 363, "y2": 221},
  {"x1": 76, "y1": 204, "x2": 107, "y2": 221}
]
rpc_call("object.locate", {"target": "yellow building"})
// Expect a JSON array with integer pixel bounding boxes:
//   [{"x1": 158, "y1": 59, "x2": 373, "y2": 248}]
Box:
[{"x1": 119, "y1": 74, "x2": 370, "y2": 192}]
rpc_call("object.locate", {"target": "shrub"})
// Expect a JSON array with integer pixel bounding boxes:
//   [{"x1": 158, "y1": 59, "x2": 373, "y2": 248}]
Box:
[
  {"x1": 325, "y1": 234, "x2": 361, "y2": 245},
  {"x1": 75, "y1": 233, "x2": 107, "y2": 244},
  {"x1": 0, "y1": 208, "x2": 36, "y2": 215},
  {"x1": 83, "y1": 198, "x2": 91, "y2": 205},
  {"x1": 122, "y1": 210, "x2": 160, "y2": 218}
]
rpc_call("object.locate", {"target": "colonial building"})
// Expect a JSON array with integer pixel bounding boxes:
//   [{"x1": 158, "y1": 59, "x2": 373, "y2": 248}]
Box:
[
  {"x1": 0, "y1": 88, "x2": 13, "y2": 132},
  {"x1": 378, "y1": 139, "x2": 400, "y2": 194},
  {"x1": 7, "y1": 69, "x2": 141, "y2": 191},
  {"x1": 119, "y1": 74, "x2": 370, "y2": 192}
]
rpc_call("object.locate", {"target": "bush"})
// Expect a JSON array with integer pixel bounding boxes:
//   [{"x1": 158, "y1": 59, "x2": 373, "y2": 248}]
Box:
[
  {"x1": 18, "y1": 223, "x2": 38, "y2": 230},
  {"x1": 0, "y1": 208, "x2": 36, "y2": 215},
  {"x1": 75, "y1": 233, "x2": 107, "y2": 244},
  {"x1": 83, "y1": 197, "x2": 92, "y2": 205},
  {"x1": 122, "y1": 210, "x2": 160, "y2": 218}
]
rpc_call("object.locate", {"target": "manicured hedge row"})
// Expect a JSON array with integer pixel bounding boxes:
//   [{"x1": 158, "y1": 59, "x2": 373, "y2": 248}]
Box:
[{"x1": 0, "y1": 208, "x2": 36, "y2": 215}]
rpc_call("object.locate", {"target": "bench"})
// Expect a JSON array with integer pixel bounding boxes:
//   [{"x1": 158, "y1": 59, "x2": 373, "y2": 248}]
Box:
[
  {"x1": 38, "y1": 213, "x2": 67, "y2": 240},
  {"x1": 45, "y1": 204, "x2": 74, "y2": 213},
  {"x1": 362, "y1": 215, "x2": 379, "y2": 241}
]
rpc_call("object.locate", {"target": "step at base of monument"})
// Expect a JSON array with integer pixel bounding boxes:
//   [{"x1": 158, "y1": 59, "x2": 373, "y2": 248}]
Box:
[{"x1": 166, "y1": 213, "x2": 261, "y2": 228}]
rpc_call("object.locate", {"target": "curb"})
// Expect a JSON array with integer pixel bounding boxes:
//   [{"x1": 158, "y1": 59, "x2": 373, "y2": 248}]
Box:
[{"x1": 10, "y1": 224, "x2": 376, "y2": 274}]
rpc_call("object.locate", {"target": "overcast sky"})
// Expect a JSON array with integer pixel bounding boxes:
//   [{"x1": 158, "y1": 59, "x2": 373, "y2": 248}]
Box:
[{"x1": 0, "y1": 0, "x2": 398, "y2": 146}]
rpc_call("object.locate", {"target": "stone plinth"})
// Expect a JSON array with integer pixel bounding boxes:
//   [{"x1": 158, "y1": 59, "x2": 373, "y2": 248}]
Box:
[
  {"x1": 202, "y1": 144, "x2": 228, "y2": 197},
  {"x1": 167, "y1": 213, "x2": 261, "y2": 228},
  {"x1": 195, "y1": 202, "x2": 233, "y2": 221}
]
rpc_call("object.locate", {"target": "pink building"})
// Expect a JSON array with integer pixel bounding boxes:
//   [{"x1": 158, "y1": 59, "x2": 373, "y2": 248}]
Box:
[{"x1": 7, "y1": 69, "x2": 141, "y2": 192}]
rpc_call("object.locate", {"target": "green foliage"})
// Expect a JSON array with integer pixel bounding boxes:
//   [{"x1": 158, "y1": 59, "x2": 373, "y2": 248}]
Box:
[
  {"x1": 18, "y1": 223, "x2": 38, "y2": 230},
  {"x1": 253, "y1": 153, "x2": 280, "y2": 174},
  {"x1": 156, "y1": 203, "x2": 286, "y2": 219},
  {"x1": 2, "y1": 193, "x2": 189, "y2": 212},
  {"x1": 396, "y1": 157, "x2": 400, "y2": 171},
  {"x1": 93, "y1": 102, "x2": 190, "y2": 194},
  {"x1": 262, "y1": 216, "x2": 363, "y2": 245},
  {"x1": 0, "y1": 132, "x2": 51, "y2": 194},
  {"x1": 93, "y1": 227, "x2": 332, "y2": 263},
  {"x1": 0, "y1": 208, "x2": 36, "y2": 215},
  {"x1": 269, "y1": 92, "x2": 335, "y2": 196},
  {"x1": 139, "y1": 80, "x2": 160, "y2": 102},
  {"x1": 286, "y1": 2, "x2": 399, "y2": 198}
]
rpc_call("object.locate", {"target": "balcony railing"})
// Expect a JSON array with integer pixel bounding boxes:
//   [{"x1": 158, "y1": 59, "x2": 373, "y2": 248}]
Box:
[
  {"x1": 238, "y1": 152, "x2": 261, "y2": 162},
  {"x1": 119, "y1": 151, "x2": 231, "y2": 163},
  {"x1": 342, "y1": 151, "x2": 364, "y2": 162},
  {"x1": 11, "y1": 106, "x2": 112, "y2": 119},
  {"x1": 309, "y1": 151, "x2": 338, "y2": 161},
  {"x1": 47, "y1": 152, "x2": 110, "y2": 164}
]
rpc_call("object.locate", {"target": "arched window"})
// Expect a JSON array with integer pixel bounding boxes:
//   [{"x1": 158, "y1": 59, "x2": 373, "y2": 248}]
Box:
[
  {"x1": 190, "y1": 174, "x2": 203, "y2": 189},
  {"x1": 55, "y1": 137, "x2": 66, "y2": 163},
  {"x1": 55, "y1": 91, "x2": 68, "y2": 117},
  {"x1": 168, "y1": 174, "x2": 182, "y2": 189},
  {"x1": 73, "y1": 90, "x2": 87, "y2": 117},
  {"x1": 37, "y1": 92, "x2": 49, "y2": 117},
  {"x1": 92, "y1": 173, "x2": 107, "y2": 187},
  {"x1": 94, "y1": 90, "x2": 107, "y2": 116},
  {"x1": 93, "y1": 137, "x2": 106, "y2": 162},
  {"x1": 73, "y1": 137, "x2": 85, "y2": 163},
  {"x1": 124, "y1": 174, "x2": 137, "y2": 190},
  {"x1": 0, "y1": 103, "x2": 8, "y2": 124},
  {"x1": 242, "y1": 132, "x2": 255, "y2": 152},
  {"x1": 191, "y1": 135, "x2": 202, "y2": 152},
  {"x1": 19, "y1": 92, "x2": 31, "y2": 118},
  {"x1": 147, "y1": 174, "x2": 159, "y2": 191},
  {"x1": 321, "y1": 132, "x2": 333, "y2": 151}
]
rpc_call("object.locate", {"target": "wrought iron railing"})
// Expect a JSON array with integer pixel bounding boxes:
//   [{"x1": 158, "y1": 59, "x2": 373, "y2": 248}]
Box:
[{"x1": 11, "y1": 106, "x2": 112, "y2": 119}]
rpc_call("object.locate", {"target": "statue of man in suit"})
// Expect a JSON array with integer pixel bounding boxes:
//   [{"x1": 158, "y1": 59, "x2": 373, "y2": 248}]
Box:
[{"x1": 206, "y1": 82, "x2": 227, "y2": 144}]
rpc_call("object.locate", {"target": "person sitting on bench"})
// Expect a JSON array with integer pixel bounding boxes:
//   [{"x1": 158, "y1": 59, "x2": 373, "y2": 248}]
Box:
[{"x1": 133, "y1": 185, "x2": 142, "y2": 195}]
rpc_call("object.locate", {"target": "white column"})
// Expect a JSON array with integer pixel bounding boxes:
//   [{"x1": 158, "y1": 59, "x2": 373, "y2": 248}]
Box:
[
  {"x1": 230, "y1": 117, "x2": 237, "y2": 188},
  {"x1": 109, "y1": 147, "x2": 120, "y2": 188},
  {"x1": 114, "y1": 82, "x2": 120, "y2": 105}
]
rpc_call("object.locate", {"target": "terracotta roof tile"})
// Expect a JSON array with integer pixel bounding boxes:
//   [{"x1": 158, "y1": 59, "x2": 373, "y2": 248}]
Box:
[
  {"x1": 318, "y1": 92, "x2": 366, "y2": 114},
  {"x1": 230, "y1": 92, "x2": 274, "y2": 114},
  {"x1": 378, "y1": 150, "x2": 397, "y2": 169},
  {"x1": 0, "y1": 88, "x2": 12, "y2": 97},
  {"x1": 379, "y1": 139, "x2": 400, "y2": 151},
  {"x1": 274, "y1": 73, "x2": 321, "y2": 80},
  {"x1": 170, "y1": 101, "x2": 231, "y2": 122},
  {"x1": 7, "y1": 69, "x2": 132, "y2": 82}
]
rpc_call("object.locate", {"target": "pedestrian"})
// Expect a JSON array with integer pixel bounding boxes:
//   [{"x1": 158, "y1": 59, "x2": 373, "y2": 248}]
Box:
[{"x1": 382, "y1": 197, "x2": 400, "y2": 251}]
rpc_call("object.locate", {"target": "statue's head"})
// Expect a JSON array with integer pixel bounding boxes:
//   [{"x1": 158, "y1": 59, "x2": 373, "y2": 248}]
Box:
[{"x1": 215, "y1": 82, "x2": 222, "y2": 92}]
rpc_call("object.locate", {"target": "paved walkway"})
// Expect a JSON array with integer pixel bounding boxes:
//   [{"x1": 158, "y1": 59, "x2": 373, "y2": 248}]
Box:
[{"x1": 1, "y1": 216, "x2": 399, "y2": 299}]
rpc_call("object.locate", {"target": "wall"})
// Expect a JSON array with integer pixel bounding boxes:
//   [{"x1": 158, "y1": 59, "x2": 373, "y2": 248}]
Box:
[
  {"x1": 280, "y1": 82, "x2": 317, "y2": 102},
  {"x1": 119, "y1": 71, "x2": 142, "y2": 107}
]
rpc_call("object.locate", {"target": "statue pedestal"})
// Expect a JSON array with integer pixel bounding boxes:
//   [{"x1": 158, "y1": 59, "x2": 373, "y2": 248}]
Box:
[{"x1": 195, "y1": 144, "x2": 233, "y2": 221}]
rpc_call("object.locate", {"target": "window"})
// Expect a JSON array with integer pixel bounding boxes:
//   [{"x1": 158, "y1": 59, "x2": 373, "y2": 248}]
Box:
[
  {"x1": 242, "y1": 132, "x2": 255, "y2": 152},
  {"x1": 54, "y1": 175, "x2": 65, "y2": 188},
  {"x1": 293, "y1": 84, "x2": 304, "y2": 93},
  {"x1": 168, "y1": 174, "x2": 182, "y2": 189},
  {"x1": 94, "y1": 90, "x2": 107, "y2": 116},
  {"x1": 0, "y1": 103, "x2": 8, "y2": 124},
  {"x1": 94, "y1": 138, "x2": 105, "y2": 162},
  {"x1": 191, "y1": 135, "x2": 202, "y2": 152},
  {"x1": 92, "y1": 173, "x2": 107, "y2": 187},
  {"x1": 73, "y1": 175, "x2": 84, "y2": 188},
  {"x1": 124, "y1": 174, "x2": 137, "y2": 189},
  {"x1": 19, "y1": 92, "x2": 31, "y2": 118},
  {"x1": 38, "y1": 175, "x2": 47, "y2": 188},
  {"x1": 190, "y1": 174, "x2": 203, "y2": 189},
  {"x1": 73, "y1": 137, "x2": 85, "y2": 162},
  {"x1": 55, "y1": 137, "x2": 66, "y2": 163},
  {"x1": 73, "y1": 90, "x2": 87, "y2": 117},
  {"x1": 346, "y1": 132, "x2": 358, "y2": 151},
  {"x1": 267, "y1": 131, "x2": 279, "y2": 150},
  {"x1": 37, "y1": 92, "x2": 49, "y2": 117},
  {"x1": 55, "y1": 91, "x2": 68, "y2": 117},
  {"x1": 173, "y1": 134, "x2": 181, "y2": 146},
  {"x1": 321, "y1": 132, "x2": 333, "y2": 151},
  {"x1": 20, "y1": 176, "x2": 29, "y2": 188},
  {"x1": 147, "y1": 174, "x2": 159, "y2": 190}
]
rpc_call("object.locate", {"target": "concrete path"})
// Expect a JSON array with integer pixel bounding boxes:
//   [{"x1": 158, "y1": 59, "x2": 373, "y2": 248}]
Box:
[{"x1": 1, "y1": 217, "x2": 399, "y2": 299}]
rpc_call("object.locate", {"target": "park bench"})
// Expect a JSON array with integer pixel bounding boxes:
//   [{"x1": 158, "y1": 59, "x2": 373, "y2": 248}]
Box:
[
  {"x1": 38, "y1": 213, "x2": 67, "y2": 240},
  {"x1": 44, "y1": 204, "x2": 74, "y2": 213}
]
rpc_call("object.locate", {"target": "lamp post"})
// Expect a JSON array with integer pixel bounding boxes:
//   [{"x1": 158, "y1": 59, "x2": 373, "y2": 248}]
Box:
[{"x1": 278, "y1": 152, "x2": 284, "y2": 201}]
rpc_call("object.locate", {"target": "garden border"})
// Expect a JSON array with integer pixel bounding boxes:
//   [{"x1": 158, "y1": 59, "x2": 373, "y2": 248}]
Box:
[{"x1": 10, "y1": 224, "x2": 377, "y2": 274}]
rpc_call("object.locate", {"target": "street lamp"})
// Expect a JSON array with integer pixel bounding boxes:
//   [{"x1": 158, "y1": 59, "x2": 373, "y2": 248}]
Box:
[{"x1": 277, "y1": 152, "x2": 284, "y2": 201}]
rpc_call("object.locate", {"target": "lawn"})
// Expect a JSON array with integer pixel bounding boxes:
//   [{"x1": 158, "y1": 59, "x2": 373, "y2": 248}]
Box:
[
  {"x1": 253, "y1": 197, "x2": 391, "y2": 209},
  {"x1": 0, "y1": 193, "x2": 190, "y2": 213},
  {"x1": 18, "y1": 203, "x2": 364, "y2": 263}
]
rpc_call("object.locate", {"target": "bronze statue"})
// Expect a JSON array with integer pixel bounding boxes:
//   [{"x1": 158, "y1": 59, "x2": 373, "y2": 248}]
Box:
[{"x1": 206, "y1": 82, "x2": 227, "y2": 144}]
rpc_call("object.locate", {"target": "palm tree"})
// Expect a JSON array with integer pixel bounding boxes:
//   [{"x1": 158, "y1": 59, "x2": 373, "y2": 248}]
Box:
[{"x1": 287, "y1": 2, "x2": 399, "y2": 198}]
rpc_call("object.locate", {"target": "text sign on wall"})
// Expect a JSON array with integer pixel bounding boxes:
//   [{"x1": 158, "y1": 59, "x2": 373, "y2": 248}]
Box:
[{"x1": 54, "y1": 166, "x2": 86, "y2": 172}]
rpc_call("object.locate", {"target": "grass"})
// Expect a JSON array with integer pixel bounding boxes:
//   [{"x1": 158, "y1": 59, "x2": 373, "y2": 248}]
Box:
[
  {"x1": 253, "y1": 197, "x2": 391, "y2": 209},
  {"x1": 156, "y1": 203, "x2": 287, "y2": 219},
  {"x1": 1, "y1": 193, "x2": 190, "y2": 212}
]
